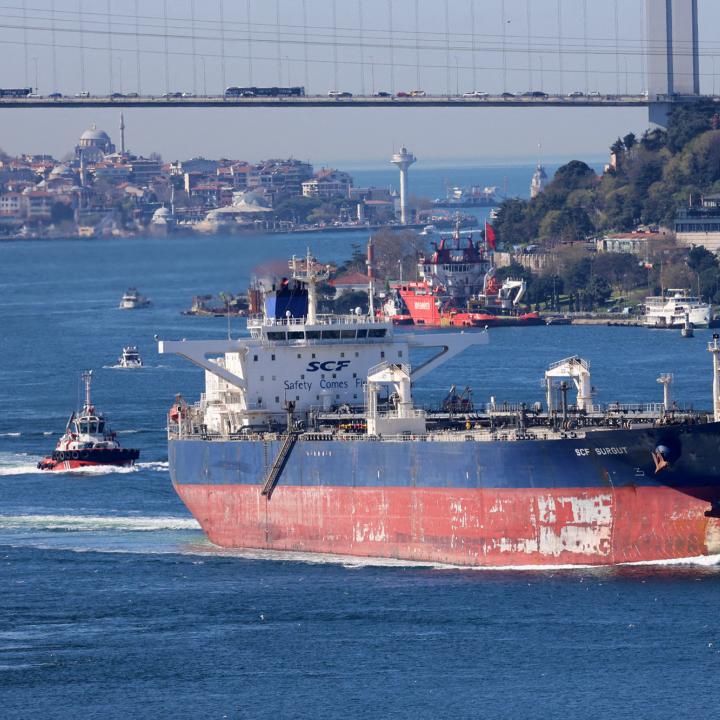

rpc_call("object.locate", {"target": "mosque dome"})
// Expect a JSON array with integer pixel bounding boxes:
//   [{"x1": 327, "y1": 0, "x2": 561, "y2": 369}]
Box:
[
  {"x1": 49, "y1": 164, "x2": 75, "y2": 178},
  {"x1": 78, "y1": 124, "x2": 113, "y2": 150}
]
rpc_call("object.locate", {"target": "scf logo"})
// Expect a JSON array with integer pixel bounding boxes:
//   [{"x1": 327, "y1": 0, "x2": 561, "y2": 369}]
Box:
[{"x1": 306, "y1": 360, "x2": 351, "y2": 372}]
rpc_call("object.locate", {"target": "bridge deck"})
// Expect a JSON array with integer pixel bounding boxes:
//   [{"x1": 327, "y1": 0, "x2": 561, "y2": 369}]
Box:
[{"x1": 0, "y1": 94, "x2": 666, "y2": 109}]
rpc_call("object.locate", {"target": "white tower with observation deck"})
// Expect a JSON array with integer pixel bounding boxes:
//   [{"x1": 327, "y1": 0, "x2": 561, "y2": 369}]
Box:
[{"x1": 390, "y1": 146, "x2": 416, "y2": 225}]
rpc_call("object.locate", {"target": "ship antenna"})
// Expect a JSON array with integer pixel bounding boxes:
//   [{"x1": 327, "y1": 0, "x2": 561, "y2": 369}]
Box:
[
  {"x1": 367, "y1": 236, "x2": 375, "y2": 318},
  {"x1": 81, "y1": 370, "x2": 92, "y2": 410}
]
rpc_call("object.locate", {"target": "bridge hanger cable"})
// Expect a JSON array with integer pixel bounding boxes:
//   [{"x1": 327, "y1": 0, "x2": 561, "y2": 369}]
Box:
[
  {"x1": 0, "y1": 4, "x2": 707, "y2": 52},
  {"x1": 0, "y1": 17, "x2": 705, "y2": 60},
  {"x1": 1, "y1": 2, "x2": 693, "y2": 52},
  {"x1": 0, "y1": 34, "x2": 683, "y2": 80}
]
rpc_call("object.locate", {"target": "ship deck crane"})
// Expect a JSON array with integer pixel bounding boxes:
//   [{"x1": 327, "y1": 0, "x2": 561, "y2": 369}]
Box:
[{"x1": 545, "y1": 356, "x2": 594, "y2": 413}]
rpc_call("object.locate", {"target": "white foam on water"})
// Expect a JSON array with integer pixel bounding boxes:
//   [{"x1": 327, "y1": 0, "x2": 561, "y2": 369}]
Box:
[
  {"x1": 0, "y1": 432, "x2": 21, "y2": 437},
  {"x1": 0, "y1": 453, "x2": 168, "y2": 477},
  {"x1": 0, "y1": 453, "x2": 44, "y2": 476},
  {"x1": 0, "y1": 513, "x2": 200, "y2": 532},
  {"x1": 137, "y1": 461, "x2": 169, "y2": 472},
  {"x1": 619, "y1": 553, "x2": 720, "y2": 568}
]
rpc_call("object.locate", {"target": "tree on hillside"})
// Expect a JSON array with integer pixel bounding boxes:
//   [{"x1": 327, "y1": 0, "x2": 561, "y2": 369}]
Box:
[
  {"x1": 640, "y1": 128, "x2": 667, "y2": 152},
  {"x1": 623, "y1": 133, "x2": 637, "y2": 152},
  {"x1": 667, "y1": 100, "x2": 720, "y2": 153},
  {"x1": 550, "y1": 160, "x2": 597, "y2": 193},
  {"x1": 494, "y1": 197, "x2": 537, "y2": 246},
  {"x1": 369, "y1": 229, "x2": 425, "y2": 281}
]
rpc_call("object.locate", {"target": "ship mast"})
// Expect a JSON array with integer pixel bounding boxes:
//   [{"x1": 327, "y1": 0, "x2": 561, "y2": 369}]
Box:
[
  {"x1": 81, "y1": 370, "x2": 93, "y2": 411},
  {"x1": 290, "y1": 250, "x2": 329, "y2": 325},
  {"x1": 367, "y1": 236, "x2": 375, "y2": 317}
]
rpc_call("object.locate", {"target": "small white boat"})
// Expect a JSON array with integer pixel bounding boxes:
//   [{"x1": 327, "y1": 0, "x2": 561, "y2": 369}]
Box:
[
  {"x1": 119, "y1": 288, "x2": 152, "y2": 309},
  {"x1": 118, "y1": 346, "x2": 142, "y2": 368}
]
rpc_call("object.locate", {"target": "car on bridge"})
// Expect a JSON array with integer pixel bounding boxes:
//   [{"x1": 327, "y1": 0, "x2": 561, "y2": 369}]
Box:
[
  {"x1": 374, "y1": 91, "x2": 391, "y2": 97},
  {"x1": 48, "y1": 92, "x2": 62, "y2": 99},
  {"x1": 501, "y1": 92, "x2": 516, "y2": 98},
  {"x1": 463, "y1": 90, "x2": 489, "y2": 98},
  {"x1": 567, "y1": 90, "x2": 584, "y2": 97},
  {"x1": 328, "y1": 90, "x2": 352, "y2": 98},
  {"x1": 409, "y1": 89, "x2": 426, "y2": 97}
]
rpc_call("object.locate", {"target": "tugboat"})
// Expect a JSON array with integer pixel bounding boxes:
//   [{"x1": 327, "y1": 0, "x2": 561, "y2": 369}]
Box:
[
  {"x1": 37, "y1": 371, "x2": 140, "y2": 471},
  {"x1": 119, "y1": 287, "x2": 152, "y2": 309},
  {"x1": 381, "y1": 223, "x2": 542, "y2": 328},
  {"x1": 118, "y1": 346, "x2": 142, "y2": 368}
]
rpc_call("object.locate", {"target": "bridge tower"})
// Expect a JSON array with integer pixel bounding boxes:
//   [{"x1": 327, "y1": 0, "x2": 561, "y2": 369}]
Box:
[{"x1": 646, "y1": 0, "x2": 700, "y2": 126}]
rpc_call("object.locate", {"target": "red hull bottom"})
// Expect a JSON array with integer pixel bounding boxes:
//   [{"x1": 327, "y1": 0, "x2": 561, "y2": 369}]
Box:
[
  {"x1": 177, "y1": 485, "x2": 720, "y2": 566},
  {"x1": 38, "y1": 458, "x2": 135, "y2": 472}
]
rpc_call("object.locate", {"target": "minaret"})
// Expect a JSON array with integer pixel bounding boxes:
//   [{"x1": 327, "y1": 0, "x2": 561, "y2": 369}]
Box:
[
  {"x1": 119, "y1": 113, "x2": 126, "y2": 155},
  {"x1": 390, "y1": 146, "x2": 416, "y2": 225}
]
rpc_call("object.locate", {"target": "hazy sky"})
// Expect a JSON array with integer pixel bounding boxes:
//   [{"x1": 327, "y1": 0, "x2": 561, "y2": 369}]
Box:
[{"x1": 0, "y1": 0, "x2": 717, "y2": 164}]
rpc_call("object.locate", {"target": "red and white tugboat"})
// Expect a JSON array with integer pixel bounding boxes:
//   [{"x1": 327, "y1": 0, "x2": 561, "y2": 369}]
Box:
[
  {"x1": 37, "y1": 371, "x2": 140, "y2": 471},
  {"x1": 381, "y1": 221, "x2": 542, "y2": 328}
]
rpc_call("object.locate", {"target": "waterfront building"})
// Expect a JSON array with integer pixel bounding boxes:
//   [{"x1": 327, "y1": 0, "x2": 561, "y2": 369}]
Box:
[
  {"x1": 595, "y1": 232, "x2": 655, "y2": 256},
  {"x1": 0, "y1": 191, "x2": 22, "y2": 218},
  {"x1": 675, "y1": 194, "x2": 720, "y2": 252},
  {"x1": 301, "y1": 169, "x2": 353, "y2": 199},
  {"x1": 127, "y1": 158, "x2": 163, "y2": 186},
  {"x1": 328, "y1": 272, "x2": 371, "y2": 297},
  {"x1": 22, "y1": 189, "x2": 53, "y2": 221},
  {"x1": 248, "y1": 159, "x2": 313, "y2": 196}
]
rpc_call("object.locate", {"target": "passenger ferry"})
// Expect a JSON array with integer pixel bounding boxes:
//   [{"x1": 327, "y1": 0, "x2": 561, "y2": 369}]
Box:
[{"x1": 643, "y1": 289, "x2": 713, "y2": 328}]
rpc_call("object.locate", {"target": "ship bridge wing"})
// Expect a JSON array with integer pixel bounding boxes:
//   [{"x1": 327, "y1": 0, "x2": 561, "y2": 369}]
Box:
[
  {"x1": 405, "y1": 330, "x2": 488, "y2": 382},
  {"x1": 158, "y1": 339, "x2": 248, "y2": 390}
]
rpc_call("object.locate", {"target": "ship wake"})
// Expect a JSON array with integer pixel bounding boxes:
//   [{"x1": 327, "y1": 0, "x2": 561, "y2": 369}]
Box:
[{"x1": 0, "y1": 513, "x2": 199, "y2": 532}]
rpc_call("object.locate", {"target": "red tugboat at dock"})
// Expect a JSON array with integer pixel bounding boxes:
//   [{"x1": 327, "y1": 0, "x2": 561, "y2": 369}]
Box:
[
  {"x1": 37, "y1": 371, "x2": 140, "y2": 471},
  {"x1": 381, "y1": 222, "x2": 542, "y2": 328}
]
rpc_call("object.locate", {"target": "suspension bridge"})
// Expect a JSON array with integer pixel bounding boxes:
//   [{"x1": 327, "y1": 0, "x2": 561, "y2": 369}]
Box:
[{"x1": 0, "y1": 0, "x2": 714, "y2": 126}]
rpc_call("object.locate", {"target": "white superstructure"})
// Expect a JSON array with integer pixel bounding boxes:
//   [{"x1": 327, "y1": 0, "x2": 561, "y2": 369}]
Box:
[
  {"x1": 159, "y1": 253, "x2": 486, "y2": 435},
  {"x1": 118, "y1": 346, "x2": 142, "y2": 368},
  {"x1": 643, "y1": 289, "x2": 713, "y2": 328}
]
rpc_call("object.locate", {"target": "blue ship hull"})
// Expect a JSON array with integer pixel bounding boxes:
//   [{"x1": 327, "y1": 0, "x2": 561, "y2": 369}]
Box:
[{"x1": 169, "y1": 422, "x2": 720, "y2": 566}]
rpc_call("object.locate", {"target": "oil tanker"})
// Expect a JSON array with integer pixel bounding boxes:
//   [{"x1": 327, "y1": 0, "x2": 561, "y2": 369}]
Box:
[{"x1": 159, "y1": 254, "x2": 720, "y2": 566}]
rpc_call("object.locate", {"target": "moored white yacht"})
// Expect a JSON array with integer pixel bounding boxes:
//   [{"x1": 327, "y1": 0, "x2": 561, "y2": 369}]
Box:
[
  {"x1": 119, "y1": 288, "x2": 152, "y2": 309},
  {"x1": 118, "y1": 346, "x2": 142, "y2": 368}
]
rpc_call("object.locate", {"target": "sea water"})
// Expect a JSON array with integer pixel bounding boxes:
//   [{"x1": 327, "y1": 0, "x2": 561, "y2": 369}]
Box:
[{"x1": 1, "y1": 165, "x2": 719, "y2": 719}]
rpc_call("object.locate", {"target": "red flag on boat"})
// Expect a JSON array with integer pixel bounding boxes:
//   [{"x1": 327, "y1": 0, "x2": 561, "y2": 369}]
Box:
[{"x1": 485, "y1": 222, "x2": 496, "y2": 250}]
